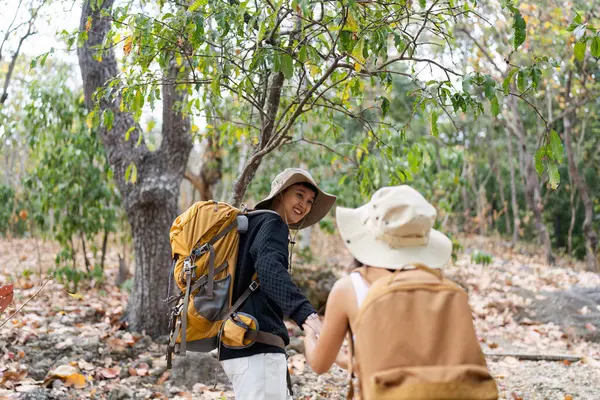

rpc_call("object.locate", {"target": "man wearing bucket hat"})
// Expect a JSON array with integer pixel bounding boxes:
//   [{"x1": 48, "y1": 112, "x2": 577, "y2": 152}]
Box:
[
  {"x1": 219, "y1": 168, "x2": 336, "y2": 400},
  {"x1": 302, "y1": 185, "x2": 498, "y2": 399}
]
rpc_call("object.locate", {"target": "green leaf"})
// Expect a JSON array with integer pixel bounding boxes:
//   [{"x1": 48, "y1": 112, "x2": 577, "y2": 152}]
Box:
[
  {"x1": 548, "y1": 162, "x2": 560, "y2": 189},
  {"x1": 125, "y1": 126, "x2": 135, "y2": 141},
  {"x1": 462, "y1": 75, "x2": 471, "y2": 93},
  {"x1": 430, "y1": 110, "x2": 439, "y2": 137},
  {"x1": 188, "y1": 0, "x2": 207, "y2": 12},
  {"x1": 102, "y1": 109, "x2": 114, "y2": 131},
  {"x1": 549, "y1": 130, "x2": 564, "y2": 163},
  {"x1": 86, "y1": 110, "x2": 95, "y2": 129},
  {"x1": 351, "y1": 38, "x2": 366, "y2": 64},
  {"x1": 419, "y1": 0, "x2": 426, "y2": 8},
  {"x1": 298, "y1": 46, "x2": 308, "y2": 63},
  {"x1": 483, "y1": 76, "x2": 496, "y2": 100},
  {"x1": 491, "y1": 96, "x2": 500, "y2": 117},
  {"x1": 281, "y1": 54, "x2": 294, "y2": 79},
  {"x1": 574, "y1": 41, "x2": 586, "y2": 62},
  {"x1": 381, "y1": 97, "x2": 390, "y2": 118},
  {"x1": 534, "y1": 147, "x2": 545, "y2": 175},
  {"x1": 591, "y1": 36, "x2": 600, "y2": 58},
  {"x1": 574, "y1": 25, "x2": 586, "y2": 41},
  {"x1": 516, "y1": 70, "x2": 526, "y2": 92},
  {"x1": 211, "y1": 74, "x2": 221, "y2": 98},
  {"x1": 125, "y1": 162, "x2": 137, "y2": 184},
  {"x1": 502, "y1": 68, "x2": 518, "y2": 95},
  {"x1": 512, "y1": 11, "x2": 526, "y2": 49},
  {"x1": 530, "y1": 67, "x2": 541, "y2": 89},
  {"x1": 274, "y1": 53, "x2": 294, "y2": 80}
]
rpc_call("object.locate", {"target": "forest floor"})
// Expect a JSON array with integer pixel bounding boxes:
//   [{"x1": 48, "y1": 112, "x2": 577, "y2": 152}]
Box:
[{"x1": 1, "y1": 233, "x2": 600, "y2": 400}]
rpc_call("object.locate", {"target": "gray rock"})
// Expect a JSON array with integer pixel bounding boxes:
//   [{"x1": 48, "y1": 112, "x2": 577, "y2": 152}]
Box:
[
  {"x1": 108, "y1": 385, "x2": 135, "y2": 400},
  {"x1": 17, "y1": 389, "x2": 51, "y2": 400},
  {"x1": 28, "y1": 358, "x2": 53, "y2": 381},
  {"x1": 288, "y1": 337, "x2": 305, "y2": 353},
  {"x1": 516, "y1": 286, "x2": 600, "y2": 342},
  {"x1": 170, "y1": 352, "x2": 229, "y2": 389}
]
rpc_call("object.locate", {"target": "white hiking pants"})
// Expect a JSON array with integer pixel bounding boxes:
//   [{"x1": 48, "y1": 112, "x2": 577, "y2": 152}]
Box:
[{"x1": 221, "y1": 353, "x2": 292, "y2": 400}]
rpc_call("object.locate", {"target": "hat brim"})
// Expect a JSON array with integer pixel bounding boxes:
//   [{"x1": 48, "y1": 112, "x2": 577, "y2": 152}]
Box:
[
  {"x1": 255, "y1": 172, "x2": 336, "y2": 230},
  {"x1": 336, "y1": 205, "x2": 452, "y2": 269}
]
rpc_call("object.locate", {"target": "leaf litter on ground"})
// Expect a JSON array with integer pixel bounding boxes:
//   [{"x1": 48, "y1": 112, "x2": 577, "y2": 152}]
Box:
[{"x1": 1, "y1": 235, "x2": 600, "y2": 399}]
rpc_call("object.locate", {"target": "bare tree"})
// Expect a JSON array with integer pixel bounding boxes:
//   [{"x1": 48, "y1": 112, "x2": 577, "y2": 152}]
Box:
[
  {"x1": 78, "y1": 0, "x2": 191, "y2": 336},
  {"x1": 562, "y1": 70, "x2": 598, "y2": 271},
  {"x1": 0, "y1": 0, "x2": 47, "y2": 104}
]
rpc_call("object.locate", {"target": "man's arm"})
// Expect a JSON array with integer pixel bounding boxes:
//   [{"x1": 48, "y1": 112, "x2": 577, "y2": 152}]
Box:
[{"x1": 249, "y1": 216, "x2": 316, "y2": 327}]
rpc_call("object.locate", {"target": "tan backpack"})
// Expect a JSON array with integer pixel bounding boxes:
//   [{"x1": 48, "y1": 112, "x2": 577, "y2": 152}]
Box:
[
  {"x1": 347, "y1": 264, "x2": 498, "y2": 400},
  {"x1": 165, "y1": 201, "x2": 285, "y2": 368}
]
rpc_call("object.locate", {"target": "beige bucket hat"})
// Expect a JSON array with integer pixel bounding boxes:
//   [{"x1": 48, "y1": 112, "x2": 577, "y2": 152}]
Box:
[
  {"x1": 254, "y1": 168, "x2": 337, "y2": 230},
  {"x1": 336, "y1": 185, "x2": 452, "y2": 269}
]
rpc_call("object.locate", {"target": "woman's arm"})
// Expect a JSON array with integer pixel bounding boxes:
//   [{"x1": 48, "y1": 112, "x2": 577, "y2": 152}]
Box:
[{"x1": 303, "y1": 277, "x2": 352, "y2": 374}]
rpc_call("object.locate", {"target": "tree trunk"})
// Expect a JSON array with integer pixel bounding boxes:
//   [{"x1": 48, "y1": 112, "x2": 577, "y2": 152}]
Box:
[
  {"x1": 507, "y1": 97, "x2": 553, "y2": 263},
  {"x1": 230, "y1": 72, "x2": 285, "y2": 207},
  {"x1": 100, "y1": 230, "x2": 108, "y2": 270},
  {"x1": 184, "y1": 133, "x2": 222, "y2": 201},
  {"x1": 506, "y1": 132, "x2": 520, "y2": 246},
  {"x1": 562, "y1": 71, "x2": 598, "y2": 271},
  {"x1": 80, "y1": 233, "x2": 91, "y2": 273},
  {"x1": 78, "y1": 0, "x2": 191, "y2": 336},
  {"x1": 493, "y1": 162, "x2": 511, "y2": 236}
]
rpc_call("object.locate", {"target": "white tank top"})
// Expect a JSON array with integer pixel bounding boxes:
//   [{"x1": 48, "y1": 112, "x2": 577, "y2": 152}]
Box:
[{"x1": 350, "y1": 271, "x2": 369, "y2": 307}]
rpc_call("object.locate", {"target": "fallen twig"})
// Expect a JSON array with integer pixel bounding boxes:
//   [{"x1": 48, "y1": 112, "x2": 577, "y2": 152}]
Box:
[
  {"x1": 0, "y1": 277, "x2": 53, "y2": 329},
  {"x1": 485, "y1": 352, "x2": 582, "y2": 362}
]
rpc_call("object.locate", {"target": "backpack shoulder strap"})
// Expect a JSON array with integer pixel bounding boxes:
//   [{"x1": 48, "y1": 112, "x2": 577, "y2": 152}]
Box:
[{"x1": 407, "y1": 263, "x2": 443, "y2": 280}]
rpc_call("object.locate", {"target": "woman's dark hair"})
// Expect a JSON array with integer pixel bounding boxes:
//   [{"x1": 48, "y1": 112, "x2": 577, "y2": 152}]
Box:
[
  {"x1": 284, "y1": 181, "x2": 318, "y2": 200},
  {"x1": 349, "y1": 258, "x2": 364, "y2": 269}
]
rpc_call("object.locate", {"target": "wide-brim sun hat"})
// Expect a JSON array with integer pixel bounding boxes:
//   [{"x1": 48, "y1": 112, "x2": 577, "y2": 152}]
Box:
[
  {"x1": 336, "y1": 185, "x2": 452, "y2": 269},
  {"x1": 254, "y1": 168, "x2": 337, "y2": 230}
]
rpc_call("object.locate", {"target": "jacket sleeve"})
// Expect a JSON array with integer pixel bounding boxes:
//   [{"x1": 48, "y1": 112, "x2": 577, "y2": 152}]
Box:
[{"x1": 249, "y1": 215, "x2": 316, "y2": 328}]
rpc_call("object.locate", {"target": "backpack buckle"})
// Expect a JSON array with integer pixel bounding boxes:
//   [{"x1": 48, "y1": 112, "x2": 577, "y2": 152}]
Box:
[
  {"x1": 183, "y1": 258, "x2": 196, "y2": 277},
  {"x1": 192, "y1": 243, "x2": 210, "y2": 257},
  {"x1": 249, "y1": 281, "x2": 259, "y2": 291}
]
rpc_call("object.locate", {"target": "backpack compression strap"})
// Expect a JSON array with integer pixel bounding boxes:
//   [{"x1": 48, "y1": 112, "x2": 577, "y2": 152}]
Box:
[{"x1": 223, "y1": 274, "x2": 286, "y2": 349}]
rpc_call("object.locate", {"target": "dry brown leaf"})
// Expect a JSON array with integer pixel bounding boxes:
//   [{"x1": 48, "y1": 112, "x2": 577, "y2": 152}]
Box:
[
  {"x1": 122, "y1": 332, "x2": 136, "y2": 346},
  {"x1": 136, "y1": 362, "x2": 149, "y2": 376},
  {"x1": 564, "y1": 395, "x2": 573, "y2": 400},
  {"x1": 0, "y1": 284, "x2": 14, "y2": 313},
  {"x1": 176, "y1": 392, "x2": 192, "y2": 400},
  {"x1": 107, "y1": 337, "x2": 127, "y2": 352},
  {"x1": 488, "y1": 342, "x2": 499, "y2": 349},
  {"x1": 65, "y1": 373, "x2": 86, "y2": 388},
  {"x1": 128, "y1": 367, "x2": 137, "y2": 376},
  {"x1": 98, "y1": 367, "x2": 120, "y2": 379},
  {"x1": 156, "y1": 370, "x2": 170, "y2": 385},
  {"x1": 0, "y1": 369, "x2": 28, "y2": 386}
]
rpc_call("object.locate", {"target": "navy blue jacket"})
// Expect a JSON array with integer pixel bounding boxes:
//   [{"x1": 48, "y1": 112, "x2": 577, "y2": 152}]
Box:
[{"x1": 219, "y1": 212, "x2": 315, "y2": 360}]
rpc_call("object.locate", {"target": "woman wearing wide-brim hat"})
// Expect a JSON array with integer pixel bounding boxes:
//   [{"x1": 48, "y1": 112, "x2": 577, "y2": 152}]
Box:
[
  {"x1": 219, "y1": 168, "x2": 336, "y2": 400},
  {"x1": 301, "y1": 185, "x2": 496, "y2": 399}
]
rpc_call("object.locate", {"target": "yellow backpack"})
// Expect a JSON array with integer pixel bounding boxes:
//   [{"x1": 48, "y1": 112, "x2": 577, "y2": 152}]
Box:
[
  {"x1": 347, "y1": 265, "x2": 498, "y2": 400},
  {"x1": 165, "y1": 201, "x2": 285, "y2": 368}
]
